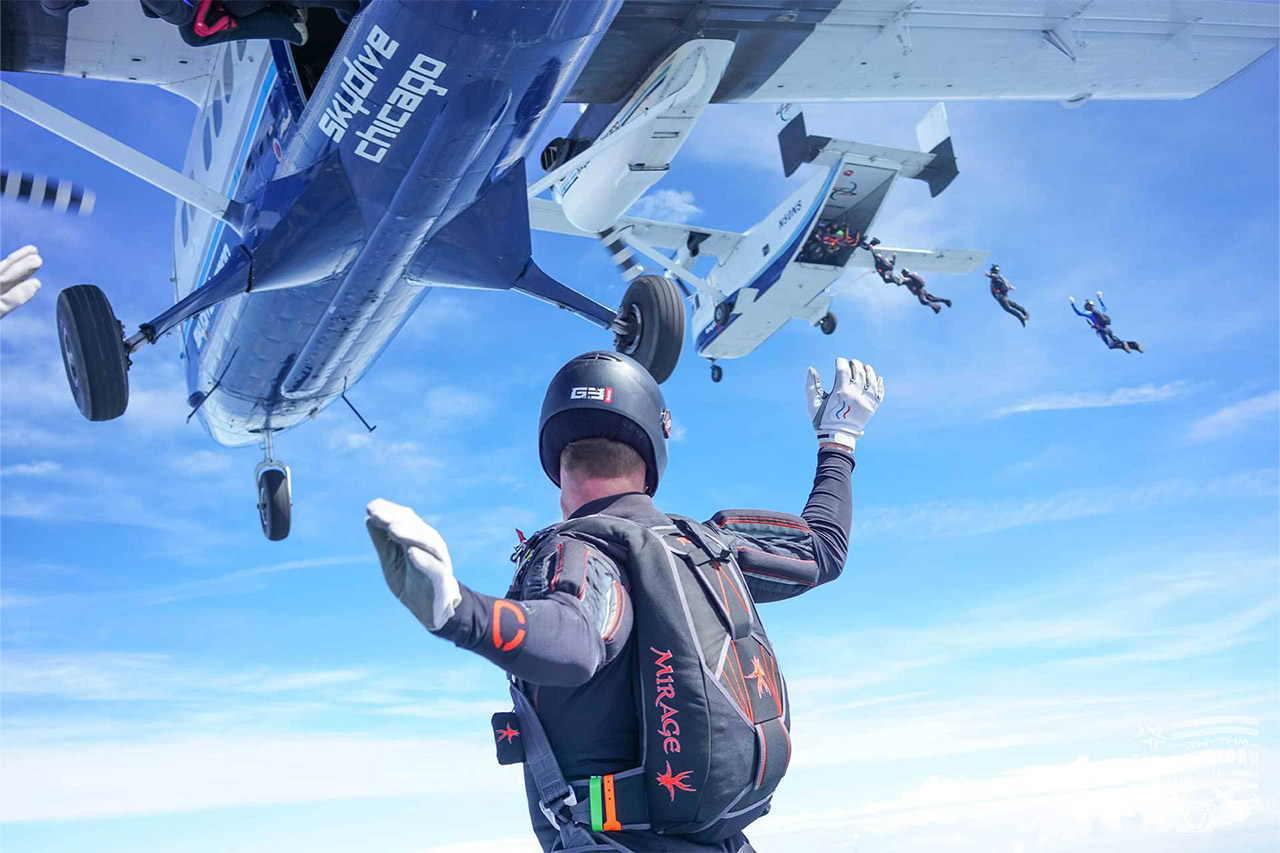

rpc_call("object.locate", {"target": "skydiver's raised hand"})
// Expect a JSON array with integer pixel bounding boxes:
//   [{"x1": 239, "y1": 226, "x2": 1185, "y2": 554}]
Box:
[
  {"x1": 806, "y1": 357, "x2": 885, "y2": 452},
  {"x1": 366, "y1": 498, "x2": 462, "y2": 632},
  {"x1": 0, "y1": 245, "x2": 42, "y2": 319}
]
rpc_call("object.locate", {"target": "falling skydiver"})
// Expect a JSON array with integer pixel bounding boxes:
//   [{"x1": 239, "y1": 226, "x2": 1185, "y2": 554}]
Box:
[
  {"x1": 1070, "y1": 291, "x2": 1143, "y2": 353},
  {"x1": 985, "y1": 264, "x2": 1028, "y2": 327},
  {"x1": 899, "y1": 268, "x2": 952, "y2": 314}
]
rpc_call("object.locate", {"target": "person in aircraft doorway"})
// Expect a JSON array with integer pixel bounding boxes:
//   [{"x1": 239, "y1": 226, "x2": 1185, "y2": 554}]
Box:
[
  {"x1": 985, "y1": 264, "x2": 1028, "y2": 327},
  {"x1": 899, "y1": 267, "x2": 952, "y2": 313},
  {"x1": 365, "y1": 351, "x2": 885, "y2": 852}
]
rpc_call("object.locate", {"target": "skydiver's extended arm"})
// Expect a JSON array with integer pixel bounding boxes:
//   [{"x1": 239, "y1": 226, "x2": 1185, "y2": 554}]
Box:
[
  {"x1": 1069, "y1": 298, "x2": 1089, "y2": 318},
  {"x1": 1096, "y1": 292, "x2": 1107, "y2": 312},
  {"x1": 434, "y1": 537, "x2": 631, "y2": 686},
  {"x1": 712, "y1": 448, "x2": 853, "y2": 603},
  {"x1": 367, "y1": 500, "x2": 631, "y2": 688}
]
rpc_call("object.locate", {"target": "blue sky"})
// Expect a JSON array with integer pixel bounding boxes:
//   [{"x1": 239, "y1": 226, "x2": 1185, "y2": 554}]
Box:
[{"x1": 1, "y1": 43, "x2": 1277, "y2": 853}]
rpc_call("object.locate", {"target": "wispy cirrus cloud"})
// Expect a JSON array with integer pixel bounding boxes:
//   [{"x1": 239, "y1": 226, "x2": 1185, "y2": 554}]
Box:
[
  {"x1": 141, "y1": 554, "x2": 370, "y2": 604},
  {"x1": 0, "y1": 460, "x2": 62, "y2": 476},
  {"x1": 1189, "y1": 390, "x2": 1280, "y2": 443},
  {"x1": 990, "y1": 381, "x2": 1194, "y2": 418},
  {"x1": 851, "y1": 469, "x2": 1277, "y2": 540}
]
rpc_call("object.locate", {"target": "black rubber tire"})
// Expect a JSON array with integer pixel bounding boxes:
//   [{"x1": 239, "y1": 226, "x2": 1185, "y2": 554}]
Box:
[
  {"x1": 614, "y1": 274, "x2": 684, "y2": 384},
  {"x1": 710, "y1": 364, "x2": 723, "y2": 383},
  {"x1": 714, "y1": 299, "x2": 733, "y2": 326},
  {"x1": 258, "y1": 468, "x2": 291, "y2": 541},
  {"x1": 820, "y1": 312, "x2": 837, "y2": 335},
  {"x1": 55, "y1": 285, "x2": 129, "y2": 421}
]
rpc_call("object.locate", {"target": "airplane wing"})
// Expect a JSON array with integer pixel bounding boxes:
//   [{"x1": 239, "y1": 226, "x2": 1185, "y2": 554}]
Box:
[
  {"x1": 570, "y1": 0, "x2": 1278, "y2": 105},
  {"x1": 845, "y1": 246, "x2": 988, "y2": 275},
  {"x1": 1, "y1": 0, "x2": 217, "y2": 103},
  {"x1": 529, "y1": 196, "x2": 745, "y2": 260}
]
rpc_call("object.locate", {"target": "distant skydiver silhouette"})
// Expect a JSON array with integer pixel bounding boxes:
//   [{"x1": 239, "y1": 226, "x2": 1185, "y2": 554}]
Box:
[
  {"x1": 1070, "y1": 291, "x2": 1143, "y2": 353},
  {"x1": 985, "y1": 264, "x2": 1028, "y2": 327}
]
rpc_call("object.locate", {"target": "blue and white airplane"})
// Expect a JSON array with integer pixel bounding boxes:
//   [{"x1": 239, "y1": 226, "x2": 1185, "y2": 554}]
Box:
[{"x1": 2, "y1": 0, "x2": 1274, "y2": 539}]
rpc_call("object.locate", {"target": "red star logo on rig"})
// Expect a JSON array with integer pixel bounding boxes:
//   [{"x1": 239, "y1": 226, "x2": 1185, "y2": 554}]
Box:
[
  {"x1": 495, "y1": 725, "x2": 520, "y2": 744},
  {"x1": 655, "y1": 760, "x2": 696, "y2": 801}
]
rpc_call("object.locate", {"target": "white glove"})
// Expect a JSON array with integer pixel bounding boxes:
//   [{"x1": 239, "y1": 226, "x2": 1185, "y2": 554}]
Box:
[
  {"x1": 0, "y1": 245, "x2": 42, "y2": 319},
  {"x1": 366, "y1": 498, "x2": 462, "y2": 631},
  {"x1": 806, "y1": 357, "x2": 884, "y2": 451},
  {"x1": 1069, "y1": 296, "x2": 1076, "y2": 304}
]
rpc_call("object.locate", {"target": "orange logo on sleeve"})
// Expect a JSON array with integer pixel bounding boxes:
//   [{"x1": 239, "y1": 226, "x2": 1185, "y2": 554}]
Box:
[{"x1": 493, "y1": 599, "x2": 526, "y2": 652}]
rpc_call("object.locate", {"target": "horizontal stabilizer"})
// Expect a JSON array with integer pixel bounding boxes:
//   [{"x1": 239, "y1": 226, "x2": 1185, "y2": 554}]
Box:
[{"x1": 528, "y1": 197, "x2": 744, "y2": 260}]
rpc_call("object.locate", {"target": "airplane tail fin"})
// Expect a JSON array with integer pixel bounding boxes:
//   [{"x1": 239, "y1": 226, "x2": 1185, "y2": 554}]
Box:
[
  {"x1": 913, "y1": 103, "x2": 958, "y2": 197},
  {"x1": 777, "y1": 103, "x2": 959, "y2": 196}
]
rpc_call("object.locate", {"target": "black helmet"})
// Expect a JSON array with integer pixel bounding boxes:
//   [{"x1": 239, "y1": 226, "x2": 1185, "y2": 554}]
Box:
[
  {"x1": 990, "y1": 264, "x2": 1000, "y2": 272},
  {"x1": 1084, "y1": 299, "x2": 1094, "y2": 310},
  {"x1": 539, "y1": 351, "x2": 671, "y2": 495}
]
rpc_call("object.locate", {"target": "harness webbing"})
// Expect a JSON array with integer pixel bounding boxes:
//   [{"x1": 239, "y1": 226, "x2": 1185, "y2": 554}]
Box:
[{"x1": 508, "y1": 681, "x2": 597, "y2": 849}]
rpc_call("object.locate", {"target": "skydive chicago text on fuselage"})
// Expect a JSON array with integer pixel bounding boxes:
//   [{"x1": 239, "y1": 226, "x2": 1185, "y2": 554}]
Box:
[{"x1": 318, "y1": 24, "x2": 449, "y2": 163}]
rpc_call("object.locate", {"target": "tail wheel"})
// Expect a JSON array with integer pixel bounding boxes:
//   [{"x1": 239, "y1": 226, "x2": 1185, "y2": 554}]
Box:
[
  {"x1": 819, "y1": 312, "x2": 837, "y2": 335},
  {"x1": 257, "y1": 468, "x2": 291, "y2": 541},
  {"x1": 614, "y1": 274, "x2": 684, "y2": 384},
  {"x1": 55, "y1": 285, "x2": 129, "y2": 421}
]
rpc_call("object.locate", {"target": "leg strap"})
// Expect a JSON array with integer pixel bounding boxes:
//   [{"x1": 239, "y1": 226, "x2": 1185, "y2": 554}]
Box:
[
  {"x1": 509, "y1": 681, "x2": 597, "y2": 849},
  {"x1": 569, "y1": 768, "x2": 650, "y2": 832}
]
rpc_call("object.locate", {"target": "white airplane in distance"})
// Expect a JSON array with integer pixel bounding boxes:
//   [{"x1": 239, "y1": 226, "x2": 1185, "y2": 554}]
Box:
[
  {"x1": 532, "y1": 103, "x2": 988, "y2": 381},
  {"x1": 528, "y1": 0, "x2": 1277, "y2": 380}
]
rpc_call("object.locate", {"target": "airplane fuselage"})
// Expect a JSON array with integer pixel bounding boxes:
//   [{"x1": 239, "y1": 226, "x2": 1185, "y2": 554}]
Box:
[{"x1": 176, "y1": 0, "x2": 620, "y2": 446}]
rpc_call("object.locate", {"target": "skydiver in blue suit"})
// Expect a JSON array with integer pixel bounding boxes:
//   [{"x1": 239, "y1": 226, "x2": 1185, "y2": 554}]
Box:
[{"x1": 1070, "y1": 291, "x2": 1143, "y2": 353}]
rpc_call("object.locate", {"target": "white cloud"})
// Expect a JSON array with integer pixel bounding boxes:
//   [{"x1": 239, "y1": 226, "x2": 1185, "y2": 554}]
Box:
[
  {"x1": 852, "y1": 469, "x2": 1277, "y2": 540},
  {"x1": 628, "y1": 189, "x2": 703, "y2": 224},
  {"x1": 991, "y1": 381, "x2": 1194, "y2": 418},
  {"x1": 1189, "y1": 391, "x2": 1280, "y2": 442},
  {"x1": 169, "y1": 449, "x2": 233, "y2": 475},
  {"x1": 0, "y1": 733, "x2": 505, "y2": 822},
  {"x1": 141, "y1": 554, "x2": 370, "y2": 604},
  {"x1": 0, "y1": 652, "x2": 368, "y2": 702},
  {"x1": 751, "y1": 749, "x2": 1273, "y2": 852},
  {"x1": 0, "y1": 460, "x2": 61, "y2": 476}
]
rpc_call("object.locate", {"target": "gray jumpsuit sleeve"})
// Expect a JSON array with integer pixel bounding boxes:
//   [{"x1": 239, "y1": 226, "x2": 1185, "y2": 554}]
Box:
[
  {"x1": 710, "y1": 448, "x2": 854, "y2": 603},
  {"x1": 431, "y1": 536, "x2": 634, "y2": 687}
]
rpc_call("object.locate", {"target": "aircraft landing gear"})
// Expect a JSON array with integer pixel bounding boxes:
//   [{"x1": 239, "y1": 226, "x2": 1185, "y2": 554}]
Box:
[
  {"x1": 56, "y1": 285, "x2": 130, "y2": 421},
  {"x1": 613, "y1": 274, "x2": 684, "y2": 383},
  {"x1": 819, "y1": 312, "x2": 837, "y2": 335},
  {"x1": 710, "y1": 362, "x2": 723, "y2": 383},
  {"x1": 714, "y1": 298, "x2": 735, "y2": 326},
  {"x1": 255, "y1": 430, "x2": 292, "y2": 542}
]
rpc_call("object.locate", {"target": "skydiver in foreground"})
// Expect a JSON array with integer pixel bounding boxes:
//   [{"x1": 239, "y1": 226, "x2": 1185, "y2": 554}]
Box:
[
  {"x1": 899, "y1": 267, "x2": 952, "y2": 313},
  {"x1": 985, "y1": 264, "x2": 1028, "y2": 327},
  {"x1": 365, "y1": 351, "x2": 884, "y2": 852},
  {"x1": 1070, "y1": 291, "x2": 1143, "y2": 353}
]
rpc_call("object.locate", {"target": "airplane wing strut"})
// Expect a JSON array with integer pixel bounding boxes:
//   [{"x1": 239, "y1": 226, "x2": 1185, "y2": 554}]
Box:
[{"x1": 0, "y1": 81, "x2": 245, "y2": 233}]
